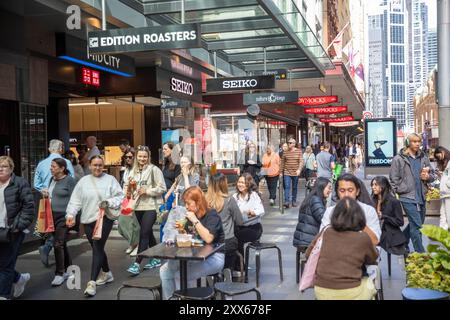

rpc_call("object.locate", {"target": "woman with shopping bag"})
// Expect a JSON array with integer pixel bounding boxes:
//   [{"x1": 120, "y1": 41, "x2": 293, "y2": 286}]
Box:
[
  {"x1": 41, "y1": 158, "x2": 76, "y2": 286},
  {"x1": 302, "y1": 198, "x2": 378, "y2": 300},
  {"x1": 65, "y1": 155, "x2": 123, "y2": 297}
]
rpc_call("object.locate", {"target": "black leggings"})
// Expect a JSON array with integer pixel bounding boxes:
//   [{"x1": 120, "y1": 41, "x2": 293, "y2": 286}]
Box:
[
  {"x1": 84, "y1": 218, "x2": 114, "y2": 281},
  {"x1": 135, "y1": 210, "x2": 157, "y2": 264},
  {"x1": 53, "y1": 225, "x2": 72, "y2": 276}
]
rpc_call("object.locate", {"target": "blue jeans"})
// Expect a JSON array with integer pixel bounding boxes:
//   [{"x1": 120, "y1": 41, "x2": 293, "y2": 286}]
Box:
[
  {"x1": 0, "y1": 232, "x2": 25, "y2": 298},
  {"x1": 401, "y1": 202, "x2": 426, "y2": 253},
  {"x1": 284, "y1": 175, "x2": 299, "y2": 204},
  {"x1": 159, "y1": 252, "x2": 225, "y2": 299}
]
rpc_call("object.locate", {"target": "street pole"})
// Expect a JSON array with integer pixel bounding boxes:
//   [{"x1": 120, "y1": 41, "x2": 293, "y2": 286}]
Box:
[
  {"x1": 101, "y1": 0, "x2": 106, "y2": 30},
  {"x1": 438, "y1": 0, "x2": 450, "y2": 149}
]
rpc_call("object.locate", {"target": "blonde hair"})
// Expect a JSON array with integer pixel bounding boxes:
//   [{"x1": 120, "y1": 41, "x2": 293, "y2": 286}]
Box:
[
  {"x1": 205, "y1": 173, "x2": 228, "y2": 212},
  {"x1": 0, "y1": 156, "x2": 14, "y2": 171}
]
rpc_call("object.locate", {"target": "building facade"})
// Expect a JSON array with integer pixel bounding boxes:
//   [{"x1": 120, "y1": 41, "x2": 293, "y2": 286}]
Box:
[{"x1": 427, "y1": 28, "x2": 438, "y2": 73}]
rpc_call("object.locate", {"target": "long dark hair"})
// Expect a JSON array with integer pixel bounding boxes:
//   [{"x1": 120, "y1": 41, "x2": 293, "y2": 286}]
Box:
[
  {"x1": 434, "y1": 146, "x2": 450, "y2": 171},
  {"x1": 52, "y1": 158, "x2": 70, "y2": 176},
  {"x1": 371, "y1": 176, "x2": 392, "y2": 206},
  {"x1": 331, "y1": 197, "x2": 366, "y2": 232},
  {"x1": 163, "y1": 142, "x2": 176, "y2": 171},
  {"x1": 236, "y1": 173, "x2": 259, "y2": 201},
  {"x1": 299, "y1": 177, "x2": 330, "y2": 213},
  {"x1": 335, "y1": 173, "x2": 374, "y2": 207}
]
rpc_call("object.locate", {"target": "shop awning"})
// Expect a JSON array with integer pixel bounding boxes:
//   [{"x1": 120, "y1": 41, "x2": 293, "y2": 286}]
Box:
[{"x1": 119, "y1": 0, "x2": 334, "y2": 76}]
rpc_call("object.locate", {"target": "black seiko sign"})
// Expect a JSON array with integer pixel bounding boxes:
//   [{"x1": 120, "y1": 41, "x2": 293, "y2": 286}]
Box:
[
  {"x1": 56, "y1": 33, "x2": 135, "y2": 77},
  {"x1": 206, "y1": 75, "x2": 275, "y2": 92},
  {"x1": 243, "y1": 91, "x2": 298, "y2": 105},
  {"x1": 156, "y1": 68, "x2": 202, "y2": 102},
  {"x1": 88, "y1": 24, "x2": 201, "y2": 54}
]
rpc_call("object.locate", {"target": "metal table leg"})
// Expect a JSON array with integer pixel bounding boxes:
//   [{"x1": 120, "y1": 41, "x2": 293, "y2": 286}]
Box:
[{"x1": 180, "y1": 260, "x2": 188, "y2": 291}]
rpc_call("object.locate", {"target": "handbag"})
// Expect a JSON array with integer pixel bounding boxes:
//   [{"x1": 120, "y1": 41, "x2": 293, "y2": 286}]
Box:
[
  {"x1": 90, "y1": 176, "x2": 121, "y2": 220},
  {"x1": 0, "y1": 227, "x2": 11, "y2": 243},
  {"x1": 299, "y1": 227, "x2": 329, "y2": 292},
  {"x1": 121, "y1": 195, "x2": 140, "y2": 215},
  {"x1": 37, "y1": 198, "x2": 54, "y2": 233}
]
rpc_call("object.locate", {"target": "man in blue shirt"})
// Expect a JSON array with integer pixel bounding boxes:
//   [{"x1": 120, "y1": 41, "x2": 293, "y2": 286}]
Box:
[{"x1": 34, "y1": 139, "x2": 74, "y2": 267}]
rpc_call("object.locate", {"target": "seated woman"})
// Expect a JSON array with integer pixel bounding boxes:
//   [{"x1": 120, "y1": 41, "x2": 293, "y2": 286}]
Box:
[
  {"x1": 233, "y1": 173, "x2": 265, "y2": 274},
  {"x1": 307, "y1": 197, "x2": 378, "y2": 300},
  {"x1": 371, "y1": 176, "x2": 406, "y2": 255},
  {"x1": 293, "y1": 177, "x2": 332, "y2": 248},
  {"x1": 205, "y1": 173, "x2": 244, "y2": 270},
  {"x1": 159, "y1": 186, "x2": 225, "y2": 300}
]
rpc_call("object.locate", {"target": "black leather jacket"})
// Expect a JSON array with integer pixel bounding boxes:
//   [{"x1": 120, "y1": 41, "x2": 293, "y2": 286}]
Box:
[
  {"x1": 4, "y1": 174, "x2": 35, "y2": 231},
  {"x1": 293, "y1": 195, "x2": 326, "y2": 247}
]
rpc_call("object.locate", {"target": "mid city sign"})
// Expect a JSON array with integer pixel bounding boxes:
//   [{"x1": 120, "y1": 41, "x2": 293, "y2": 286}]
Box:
[{"x1": 88, "y1": 24, "x2": 201, "y2": 54}]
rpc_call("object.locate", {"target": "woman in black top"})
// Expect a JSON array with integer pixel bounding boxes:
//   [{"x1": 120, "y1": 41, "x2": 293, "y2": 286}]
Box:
[
  {"x1": 371, "y1": 176, "x2": 406, "y2": 255},
  {"x1": 293, "y1": 177, "x2": 332, "y2": 247},
  {"x1": 162, "y1": 142, "x2": 181, "y2": 189},
  {"x1": 239, "y1": 141, "x2": 262, "y2": 186},
  {"x1": 159, "y1": 186, "x2": 224, "y2": 299}
]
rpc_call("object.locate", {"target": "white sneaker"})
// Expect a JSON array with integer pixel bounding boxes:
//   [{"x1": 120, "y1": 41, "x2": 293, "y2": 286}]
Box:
[
  {"x1": 129, "y1": 247, "x2": 138, "y2": 257},
  {"x1": 96, "y1": 271, "x2": 114, "y2": 286},
  {"x1": 84, "y1": 281, "x2": 96, "y2": 297},
  {"x1": 13, "y1": 273, "x2": 30, "y2": 298},
  {"x1": 51, "y1": 275, "x2": 66, "y2": 286}
]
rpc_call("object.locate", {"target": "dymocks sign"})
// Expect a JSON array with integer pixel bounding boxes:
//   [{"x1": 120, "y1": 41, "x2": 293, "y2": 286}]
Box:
[
  {"x1": 295, "y1": 95, "x2": 338, "y2": 106},
  {"x1": 88, "y1": 24, "x2": 201, "y2": 54},
  {"x1": 206, "y1": 75, "x2": 275, "y2": 92},
  {"x1": 304, "y1": 106, "x2": 348, "y2": 114}
]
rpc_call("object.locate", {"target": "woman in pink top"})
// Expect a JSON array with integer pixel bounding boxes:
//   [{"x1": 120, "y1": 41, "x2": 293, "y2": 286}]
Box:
[{"x1": 262, "y1": 145, "x2": 281, "y2": 206}]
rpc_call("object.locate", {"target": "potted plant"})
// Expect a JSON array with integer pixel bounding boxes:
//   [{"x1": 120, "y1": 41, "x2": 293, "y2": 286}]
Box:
[{"x1": 405, "y1": 225, "x2": 450, "y2": 293}]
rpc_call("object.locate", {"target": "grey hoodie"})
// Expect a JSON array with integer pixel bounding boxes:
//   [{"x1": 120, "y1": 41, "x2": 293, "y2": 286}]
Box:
[{"x1": 389, "y1": 148, "x2": 434, "y2": 201}]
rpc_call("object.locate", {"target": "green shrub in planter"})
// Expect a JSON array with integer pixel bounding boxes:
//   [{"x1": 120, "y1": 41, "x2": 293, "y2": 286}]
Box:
[{"x1": 405, "y1": 225, "x2": 450, "y2": 293}]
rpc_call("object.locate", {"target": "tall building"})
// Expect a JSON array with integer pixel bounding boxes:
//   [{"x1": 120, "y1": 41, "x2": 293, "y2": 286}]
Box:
[
  {"x1": 366, "y1": 0, "x2": 409, "y2": 130},
  {"x1": 297, "y1": 0, "x2": 324, "y2": 44},
  {"x1": 407, "y1": 0, "x2": 429, "y2": 130},
  {"x1": 428, "y1": 28, "x2": 438, "y2": 71},
  {"x1": 367, "y1": 13, "x2": 387, "y2": 118}
]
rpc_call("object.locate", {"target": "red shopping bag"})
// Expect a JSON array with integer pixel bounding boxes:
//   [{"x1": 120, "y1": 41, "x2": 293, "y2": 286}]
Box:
[
  {"x1": 36, "y1": 199, "x2": 46, "y2": 233},
  {"x1": 93, "y1": 208, "x2": 105, "y2": 240},
  {"x1": 121, "y1": 196, "x2": 138, "y2": 216}
]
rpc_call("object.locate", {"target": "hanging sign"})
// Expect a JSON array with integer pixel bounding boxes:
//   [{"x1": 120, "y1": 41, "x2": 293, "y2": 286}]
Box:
[
  {"x1": 304, "y1": 106, "x2": 348, "y2": 114},
  {"x1": 80, "y1": 67, "x2": 100, "y2": 87},
  {"x1": 243, "y1": 91, "x2": 298, "y2": 105},
  {"x1": 161, "y1": 98, "x2": 190, "y2": 109},
  {"x1": 320, "y1": 116, "x2": 354, "y2": 123},
  {"x1": 254, "y1": 69, "x2": 288, "y2": 80},
  {"x1": 206, "y1": 75, "x2": 275, "y2": 92},
  {"x1": 294, "y1": 95, "x2": 338, "y2": 106},
  {"x1": 317, "y1": 112, "x2": 352, "y2": 119},
  {"x1": 88, "y1": 24, "x2": 201, "y2": 54}
]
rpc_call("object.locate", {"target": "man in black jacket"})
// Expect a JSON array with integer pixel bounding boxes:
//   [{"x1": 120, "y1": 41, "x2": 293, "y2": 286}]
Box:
[{"x1": 0, "y1": 156, "x2": 35, "y2": 299}]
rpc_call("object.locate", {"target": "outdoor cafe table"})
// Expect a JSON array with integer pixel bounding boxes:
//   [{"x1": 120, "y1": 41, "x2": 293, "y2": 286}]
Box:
[{"x1": 139, "y1": 242, "x2": 225, "y2": 291}]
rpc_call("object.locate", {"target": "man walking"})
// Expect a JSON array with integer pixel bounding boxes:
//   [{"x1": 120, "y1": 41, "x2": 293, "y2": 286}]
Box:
[
  {"x1": 280, "y1": 138, "x2": 303, "y2": 208},
  {"x1": 82, "y1": 136, "x2": 100, "y2": 174},
  {"x1": 346, "y1": 141, "x2": 357, "y2": 174},
  {"x1": 34, "y1": 139, "x2": 74, "y2": 267},
  {"x1": 316, "y1": 142, "x2": 335, "y2": 180},
  {"x1": 390, "y1": 133, "x2": 434, "y2": 253}
]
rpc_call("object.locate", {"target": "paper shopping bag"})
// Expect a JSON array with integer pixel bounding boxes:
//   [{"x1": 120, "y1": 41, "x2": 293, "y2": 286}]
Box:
[
  {"x1": 44, "y1": 198, "x2": 55, "y2": 233},
  {"x1": 93, "y1": 208, "x2": 105, "y2": 240},
  {"x1": 36, "y1": 199, "x2": 47, "y2": 233}
]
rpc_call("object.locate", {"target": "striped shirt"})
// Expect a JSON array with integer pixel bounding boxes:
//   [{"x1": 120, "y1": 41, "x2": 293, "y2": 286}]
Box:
[{"x1": 281, "y1": 148, "x2": 303, "y2": 176}]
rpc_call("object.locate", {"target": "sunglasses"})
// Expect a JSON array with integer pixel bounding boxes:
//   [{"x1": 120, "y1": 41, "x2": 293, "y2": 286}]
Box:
[
  {"x1": 289, "y1": 142, "x2": 295, "y2": 144},
  {"x1": 137, "y1": 145, "x2": 150, "y2": 151},
  {"x1": 124, "y1": 156, "x2": 133, "y2": 159}
]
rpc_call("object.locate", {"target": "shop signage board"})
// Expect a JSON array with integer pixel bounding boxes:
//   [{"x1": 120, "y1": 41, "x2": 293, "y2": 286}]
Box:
[
  {"x1": 319, "y1": 116, "x2": 354, "y2": 123},
  {"x1": 56, "y1": 33, "x2": 135, "y2": 77},
  {"x1": 206, "y1": 75, "x2": 275, "y2": 92},
  {"x1": 364, "y1": 118, "x2": 397, "y2": 167},
  {"x1": 304, "y1": 106, "x2": 348, "y2": 114},
  {"x1": 253, "y1": 69, "x2": 287, "y2": 80},
  {"x1": 161, "y1": 97, "x2": 190, "y2": 109},
  {"x1": 156, "y1": 68, "x2": 202, "y2": 102},
  {"x1": 80, "y1": 67, "x2": 100, "y2": 87},
  {"x1": 294, "y1": 95, "x2": 338, "y2": 106},
  {"x1": 316, "y1": 112, "x2": 352, "y2": 119},
  {"x1": 329, "y1": 121, "x2": 360, "y2": 127},
  {"x1": 243, "y1": 91, "x2": 298, "y2": 105},
  {"x1": 88, "y1": 24, "x2": 201, "y2": 54}
]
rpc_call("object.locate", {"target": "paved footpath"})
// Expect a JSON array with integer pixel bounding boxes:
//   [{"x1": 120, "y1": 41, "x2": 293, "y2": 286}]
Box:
[{"x1": 16, "y1": 168, "x2": 438, "y2": 300}]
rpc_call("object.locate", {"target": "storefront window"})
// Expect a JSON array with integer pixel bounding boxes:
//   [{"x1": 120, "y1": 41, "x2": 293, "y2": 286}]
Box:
[{"x1": 20, "y1": 103, "x2": 47, "y2": 185}]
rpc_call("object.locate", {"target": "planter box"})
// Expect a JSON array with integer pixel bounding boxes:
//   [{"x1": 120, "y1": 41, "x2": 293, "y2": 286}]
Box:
[{"x1": 426, "y1": 199, "x2": 440, "y2": 216}]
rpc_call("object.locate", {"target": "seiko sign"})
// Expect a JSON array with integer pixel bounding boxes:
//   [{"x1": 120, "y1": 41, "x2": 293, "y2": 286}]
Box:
[
  {"x1": 207, "y1": 75, "x2": 275, "y2": 92},
  {"x1": 171, "y1": 77, "x2": 193, "y2": 96},
  {"x1": 243, "y1": 91, "x2": 298, "y2": 105},
  {"x1": 88, "y1": 24, "x2": 201, "y2": 54}
]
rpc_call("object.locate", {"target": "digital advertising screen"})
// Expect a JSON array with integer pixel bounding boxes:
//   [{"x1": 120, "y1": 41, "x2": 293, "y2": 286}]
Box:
[{"x1": 364, "y1": 118, "x2": 397, "y2": 167}]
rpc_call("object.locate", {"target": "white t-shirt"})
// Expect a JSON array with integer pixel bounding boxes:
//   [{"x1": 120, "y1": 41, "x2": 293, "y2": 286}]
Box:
[
  {"x1": 320, "y1": 200, "x2": 381, "y2": 241},
  {"x1": 232, "y1": 192, "x2": 265, "y2": 226}
]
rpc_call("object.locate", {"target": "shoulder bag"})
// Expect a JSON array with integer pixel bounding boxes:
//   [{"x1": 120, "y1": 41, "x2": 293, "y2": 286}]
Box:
[{"x1": 90, "y1": 176, "x2": 121, "y2": 220}]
